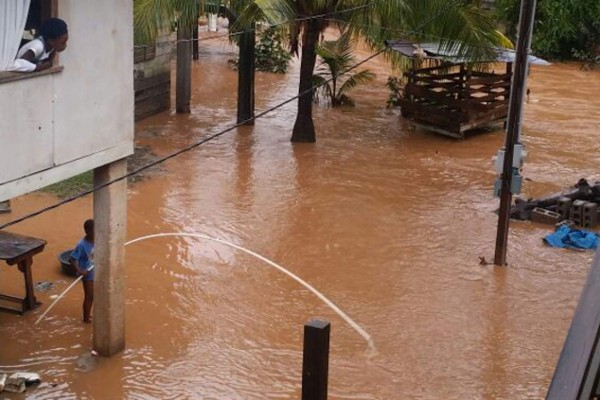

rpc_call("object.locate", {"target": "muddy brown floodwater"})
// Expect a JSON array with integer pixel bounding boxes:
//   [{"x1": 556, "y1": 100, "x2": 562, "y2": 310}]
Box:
[{"x1": 1, "y1": 35, "x2": 600, "y2": 399}]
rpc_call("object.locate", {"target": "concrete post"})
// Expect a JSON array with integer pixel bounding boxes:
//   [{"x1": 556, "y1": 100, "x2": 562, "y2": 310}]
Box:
[{"x1": 93, "y1": 159, "x2": 127, "y2": 356}]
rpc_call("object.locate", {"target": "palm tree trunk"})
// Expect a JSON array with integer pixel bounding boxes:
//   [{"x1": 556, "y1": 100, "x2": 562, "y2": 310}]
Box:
[
  {"x1": 332, "y1": 77, "x2": 337, "y2": 106},
  {"x1": 176, "y1": 22, "x2": 193, "y2": 113},
  {"x1": 192, "y1": 20, "x2": 199, "y2": 60},
  {"x1": 237, "y1": 25, "x2": 256, "y2": 124},
  {"x1": 291, "y1": 19, "x2": 320, "y2": 143}
]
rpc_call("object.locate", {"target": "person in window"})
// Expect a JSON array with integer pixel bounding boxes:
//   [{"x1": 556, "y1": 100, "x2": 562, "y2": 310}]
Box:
[{"x1": 10, "y1": 17, "x2": 68, "y2": 72}]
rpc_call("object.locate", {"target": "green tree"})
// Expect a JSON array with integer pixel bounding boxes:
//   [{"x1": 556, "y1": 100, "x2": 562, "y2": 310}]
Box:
[
  {"x1": 135, "y1": 0, "x2": 258, "y2": 118},
  {"x1": 313, "y1": 33, "x2": 375, "y2": 106},
  {"x1": 135, "y1": 0, "x2": 202, "y2": 113},
  {"x1": 496, "y1": 0, "x2": 600, "y2": 59},
  {"x1": 237, "y1": 0, "x2": 507, "y2": 142}
]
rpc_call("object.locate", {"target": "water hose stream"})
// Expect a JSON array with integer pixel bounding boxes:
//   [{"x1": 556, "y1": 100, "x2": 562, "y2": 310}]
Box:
[{"x1": 32, "y1": 232, "x2": 374, "y2": 350}]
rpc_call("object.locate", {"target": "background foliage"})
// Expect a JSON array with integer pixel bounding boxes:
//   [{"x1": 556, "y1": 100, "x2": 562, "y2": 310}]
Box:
[{"x1": 496, "y1": 0, "x2": 600, "y2": 60}]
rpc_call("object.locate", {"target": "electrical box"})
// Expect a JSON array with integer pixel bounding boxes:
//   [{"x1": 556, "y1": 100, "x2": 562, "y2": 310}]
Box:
[
  {"x1": 492, "y1": 144, "x2": 527, "y2": 174},
  {"x1": 493, "y1": 169, "x2": 523, "y2": 197}
]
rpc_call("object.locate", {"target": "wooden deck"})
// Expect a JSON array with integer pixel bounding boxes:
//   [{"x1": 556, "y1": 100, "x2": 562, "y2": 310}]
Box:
[{"x1": 399, "y1": 63, "x2": 512, "y2": 138}]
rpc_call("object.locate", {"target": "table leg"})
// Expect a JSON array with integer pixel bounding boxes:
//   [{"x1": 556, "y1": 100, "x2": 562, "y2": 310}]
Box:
[{"x1": 19, "y1": 258, "x2": 37, "y2": 311}]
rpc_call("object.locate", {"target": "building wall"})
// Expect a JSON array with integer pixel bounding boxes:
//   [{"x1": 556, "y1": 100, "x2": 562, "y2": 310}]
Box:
[
  {"x1": 134, "y1": 31, "x2": 171, "y2": 121},
  {"x1": 481, "y1": 0, "x2": 496, "y2": 11},
  {"x1": 0, "y1": 0, "x2": 134, "y2": 201}
]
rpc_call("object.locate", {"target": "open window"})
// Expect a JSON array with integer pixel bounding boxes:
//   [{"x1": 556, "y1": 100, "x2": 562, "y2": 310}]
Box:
[
  {"x1": 22, "y1": 0, "x2": 57, "y2": 48},
  {"x1": 0, "y1": 0, "x2": 60, "y2": 83}
]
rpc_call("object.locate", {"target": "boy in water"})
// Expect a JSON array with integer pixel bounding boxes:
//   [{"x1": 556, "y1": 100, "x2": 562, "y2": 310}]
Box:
[{"x1": 70, "y1": 219, "x2": 95, "y2": 323}]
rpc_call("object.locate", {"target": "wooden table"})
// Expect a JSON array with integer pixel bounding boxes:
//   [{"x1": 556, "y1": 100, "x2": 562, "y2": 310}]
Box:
[{"x1": 0, "y1": 231, "x2": 46, "y2": 314}]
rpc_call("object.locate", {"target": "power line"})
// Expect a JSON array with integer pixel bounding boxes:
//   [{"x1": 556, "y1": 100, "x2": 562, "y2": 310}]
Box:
[{"x1": 0, "y1": 7, "x2": 450, "y2": 231}]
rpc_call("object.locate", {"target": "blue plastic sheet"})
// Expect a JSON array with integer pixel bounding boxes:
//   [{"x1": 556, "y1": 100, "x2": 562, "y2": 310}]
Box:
[{"x1": 544, "y1": 225, "x2": 600, "y2": 250}]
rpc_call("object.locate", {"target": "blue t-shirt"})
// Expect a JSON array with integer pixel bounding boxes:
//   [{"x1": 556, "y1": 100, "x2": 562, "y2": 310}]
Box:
[{"x1": 71, "y1": 238, "x2": 94, "y2": 281}]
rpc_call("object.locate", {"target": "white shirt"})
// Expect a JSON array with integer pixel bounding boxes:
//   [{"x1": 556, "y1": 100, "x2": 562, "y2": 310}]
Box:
[{"x1": 8, "y1": 38, "x2": 54, "y2": 72}]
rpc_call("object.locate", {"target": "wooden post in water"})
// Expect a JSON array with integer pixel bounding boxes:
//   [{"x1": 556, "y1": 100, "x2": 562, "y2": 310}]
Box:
[
  {"x1": 494, "y1": 0, "x2": 537, "y2": 266},
  {"x1": 93, "y1": 159, "x2": 127, "y2": 356},
  {"x1": 237, "y1": 25, "x2": 255, "y2": 124},
  {"x1": 176, "y1": 22, "x2": 193, "y2": 113},
  {"x1": 302, "y1": 319, "x2": 330, "y2": 400}
]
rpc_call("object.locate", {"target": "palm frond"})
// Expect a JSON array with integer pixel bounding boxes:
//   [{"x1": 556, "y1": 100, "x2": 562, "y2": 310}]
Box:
[
  {"x1": 312, "y1": 74, "x2": 333, "y2": 105},
  {"x1": 337, "y1": 70, "x2": 375, "y2": 96}
]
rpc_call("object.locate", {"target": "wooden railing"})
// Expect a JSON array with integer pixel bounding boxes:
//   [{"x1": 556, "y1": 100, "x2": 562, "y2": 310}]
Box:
[{"x1": 400, "y1": 64, "x2": 511, "y2": 136}]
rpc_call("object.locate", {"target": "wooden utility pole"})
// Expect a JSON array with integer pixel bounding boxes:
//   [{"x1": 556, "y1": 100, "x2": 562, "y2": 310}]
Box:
[{"x1": 494, "y1": 0, "x2": 537, "y2": 266}]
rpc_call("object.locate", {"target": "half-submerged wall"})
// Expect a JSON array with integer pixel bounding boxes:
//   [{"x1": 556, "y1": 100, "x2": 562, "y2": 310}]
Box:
[{"x1": 134, "y1": 32, "x2": 171, "y2": 121}]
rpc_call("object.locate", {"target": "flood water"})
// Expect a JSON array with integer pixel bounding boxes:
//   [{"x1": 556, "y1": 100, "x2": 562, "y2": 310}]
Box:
[{"x1": 1, "y1": 34, "x2": 600, "y2": 399}]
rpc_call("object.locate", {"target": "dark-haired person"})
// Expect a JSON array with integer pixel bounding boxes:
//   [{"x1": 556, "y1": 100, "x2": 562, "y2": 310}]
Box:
[
  {"x1": 10, "y1": 17, "x2": 68, "y2": 72},
  {"x1": 70, "y1": 219, "x2": 95, "y2": 324}
]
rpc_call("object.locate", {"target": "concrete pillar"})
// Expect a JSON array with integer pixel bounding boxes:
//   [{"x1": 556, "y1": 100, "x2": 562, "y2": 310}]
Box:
[{"x1": 93, "y1": 159, "x2": 127, "y2": 356}]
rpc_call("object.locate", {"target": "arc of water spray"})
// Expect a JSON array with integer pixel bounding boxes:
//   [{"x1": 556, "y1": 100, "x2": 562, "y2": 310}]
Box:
[
  {"x1": 34, "y1": 232, "x2": 374, "y2": 349},
  {"x1": 34, "y1": 266, "x2": 94, "y2": 325}
]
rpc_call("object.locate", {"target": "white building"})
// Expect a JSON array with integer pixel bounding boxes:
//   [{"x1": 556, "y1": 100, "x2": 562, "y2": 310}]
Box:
[{"x1": 0, "y1": 0, "x2": 133, "y2": 356}]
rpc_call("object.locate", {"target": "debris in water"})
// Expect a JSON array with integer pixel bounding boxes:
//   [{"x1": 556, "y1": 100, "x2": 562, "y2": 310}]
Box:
[
  {"x1": 1, "y1": 372, "x2": 41, "y2": 393},
  {"x1": 34, "y1": 281, "x2": 54, "y2": 292},
  {"x1": 510, "y1": 178, "x2": 600, "y2": 229},
  {"x1": 76, "y1": 352, "x2": 98, "y2": 372}
]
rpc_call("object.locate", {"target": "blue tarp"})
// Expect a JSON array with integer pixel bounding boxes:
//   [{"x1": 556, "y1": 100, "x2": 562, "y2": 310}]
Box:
[{"x1": 544, "y1": 226, "x2": 600, "y2": 250}]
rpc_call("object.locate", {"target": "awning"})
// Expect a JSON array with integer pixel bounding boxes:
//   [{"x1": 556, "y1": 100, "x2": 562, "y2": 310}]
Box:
[{"x1": 386, "y1": 40, "x2": 550, "y2": 66}]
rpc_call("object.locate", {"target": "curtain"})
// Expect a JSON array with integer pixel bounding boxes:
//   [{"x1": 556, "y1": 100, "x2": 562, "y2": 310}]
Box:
[{"x1": 0, "y1": 0, "x2": 31, "y2": 71}]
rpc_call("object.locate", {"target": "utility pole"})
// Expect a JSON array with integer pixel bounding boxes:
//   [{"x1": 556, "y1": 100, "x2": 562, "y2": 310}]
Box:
[{"x1": 494, "y1": 0, "x2": 537, "y2": 266}]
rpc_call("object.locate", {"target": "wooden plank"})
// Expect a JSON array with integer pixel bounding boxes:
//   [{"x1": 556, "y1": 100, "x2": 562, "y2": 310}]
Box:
[
  {"x1": 547, "y1": 250, "x2": 600, "y2": 400},
  {"x1": 468, "y1": 74, "x2": 511, "y2": 85},
  {"x1": 408, "y1": 121, "x2": 463, "y2": 138},
  {"x1": 0, "y1": 231, "x2": 46, "y2": 264},
  {"x1": 411, "y1": 64, "x2": 459, "y2": 74},
  {"x1": 414, "y1": 72, "x2": 462, "y2": 81},
  {"x1": 400, "y1": 102, "x2": 466, "y2": 124},
  {"x1": 0, "y1": 66, "x2": 63, "y2": 85},
  {"x1": 0, "y1": 293, "x2": 23, "y2": 303},
  {"x1": 134, "y1": 71, "x2": 171, "y2": 92}
]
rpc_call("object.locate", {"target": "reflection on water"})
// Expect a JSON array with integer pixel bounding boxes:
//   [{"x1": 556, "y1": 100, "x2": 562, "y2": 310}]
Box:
[{"x1": 1, "y1": 36, "x2": 599, "y2": 399}]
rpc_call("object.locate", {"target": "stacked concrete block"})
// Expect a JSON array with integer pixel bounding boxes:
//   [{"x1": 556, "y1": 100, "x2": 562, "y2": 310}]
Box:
[
  {"x1": 583, "y1": 202, "x2": 598, "y2": 228},
  {"x1": 557, "y1": 197, "x2": 572, "y2": 220},
  {"x1": 570, "y1": 200, "x2": 586, "y2": 226},
  {"x1": 531, "y1": 207, "x2": 562, "y2": 225}
]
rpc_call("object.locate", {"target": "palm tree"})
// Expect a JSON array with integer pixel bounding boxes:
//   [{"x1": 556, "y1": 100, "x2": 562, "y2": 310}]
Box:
[
  {"x1": 135, "y1": 0, "x2": 257, "y2": 118},
  {"x1": 237, "y1": 0, "x2": 507, "y2": 142},
  {"x1": 313, "y1": 33, "x2": 375, "y2": 107},
  {"x1": 135, "y1": 0, "x2": 203, "y2": 113}
]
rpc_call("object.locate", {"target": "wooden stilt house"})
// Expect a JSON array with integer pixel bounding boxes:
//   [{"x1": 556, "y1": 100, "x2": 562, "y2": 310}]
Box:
[{"x1": 387, "y1": 40, "x2": 549, "y2": 139}]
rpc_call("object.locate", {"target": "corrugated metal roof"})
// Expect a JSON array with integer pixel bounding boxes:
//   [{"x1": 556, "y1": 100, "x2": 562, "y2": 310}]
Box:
[{"x1": 386, "y1": 40, "x2": 550, "y2": 65}]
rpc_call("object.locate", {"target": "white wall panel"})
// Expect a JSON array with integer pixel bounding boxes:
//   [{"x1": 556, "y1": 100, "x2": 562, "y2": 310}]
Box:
[
  {"x1": 0, "y1": 76, "x2": 54, "y2": 184},
  {"x1": 0, "y1": 0, "x2": 134, "y2": 202}
]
